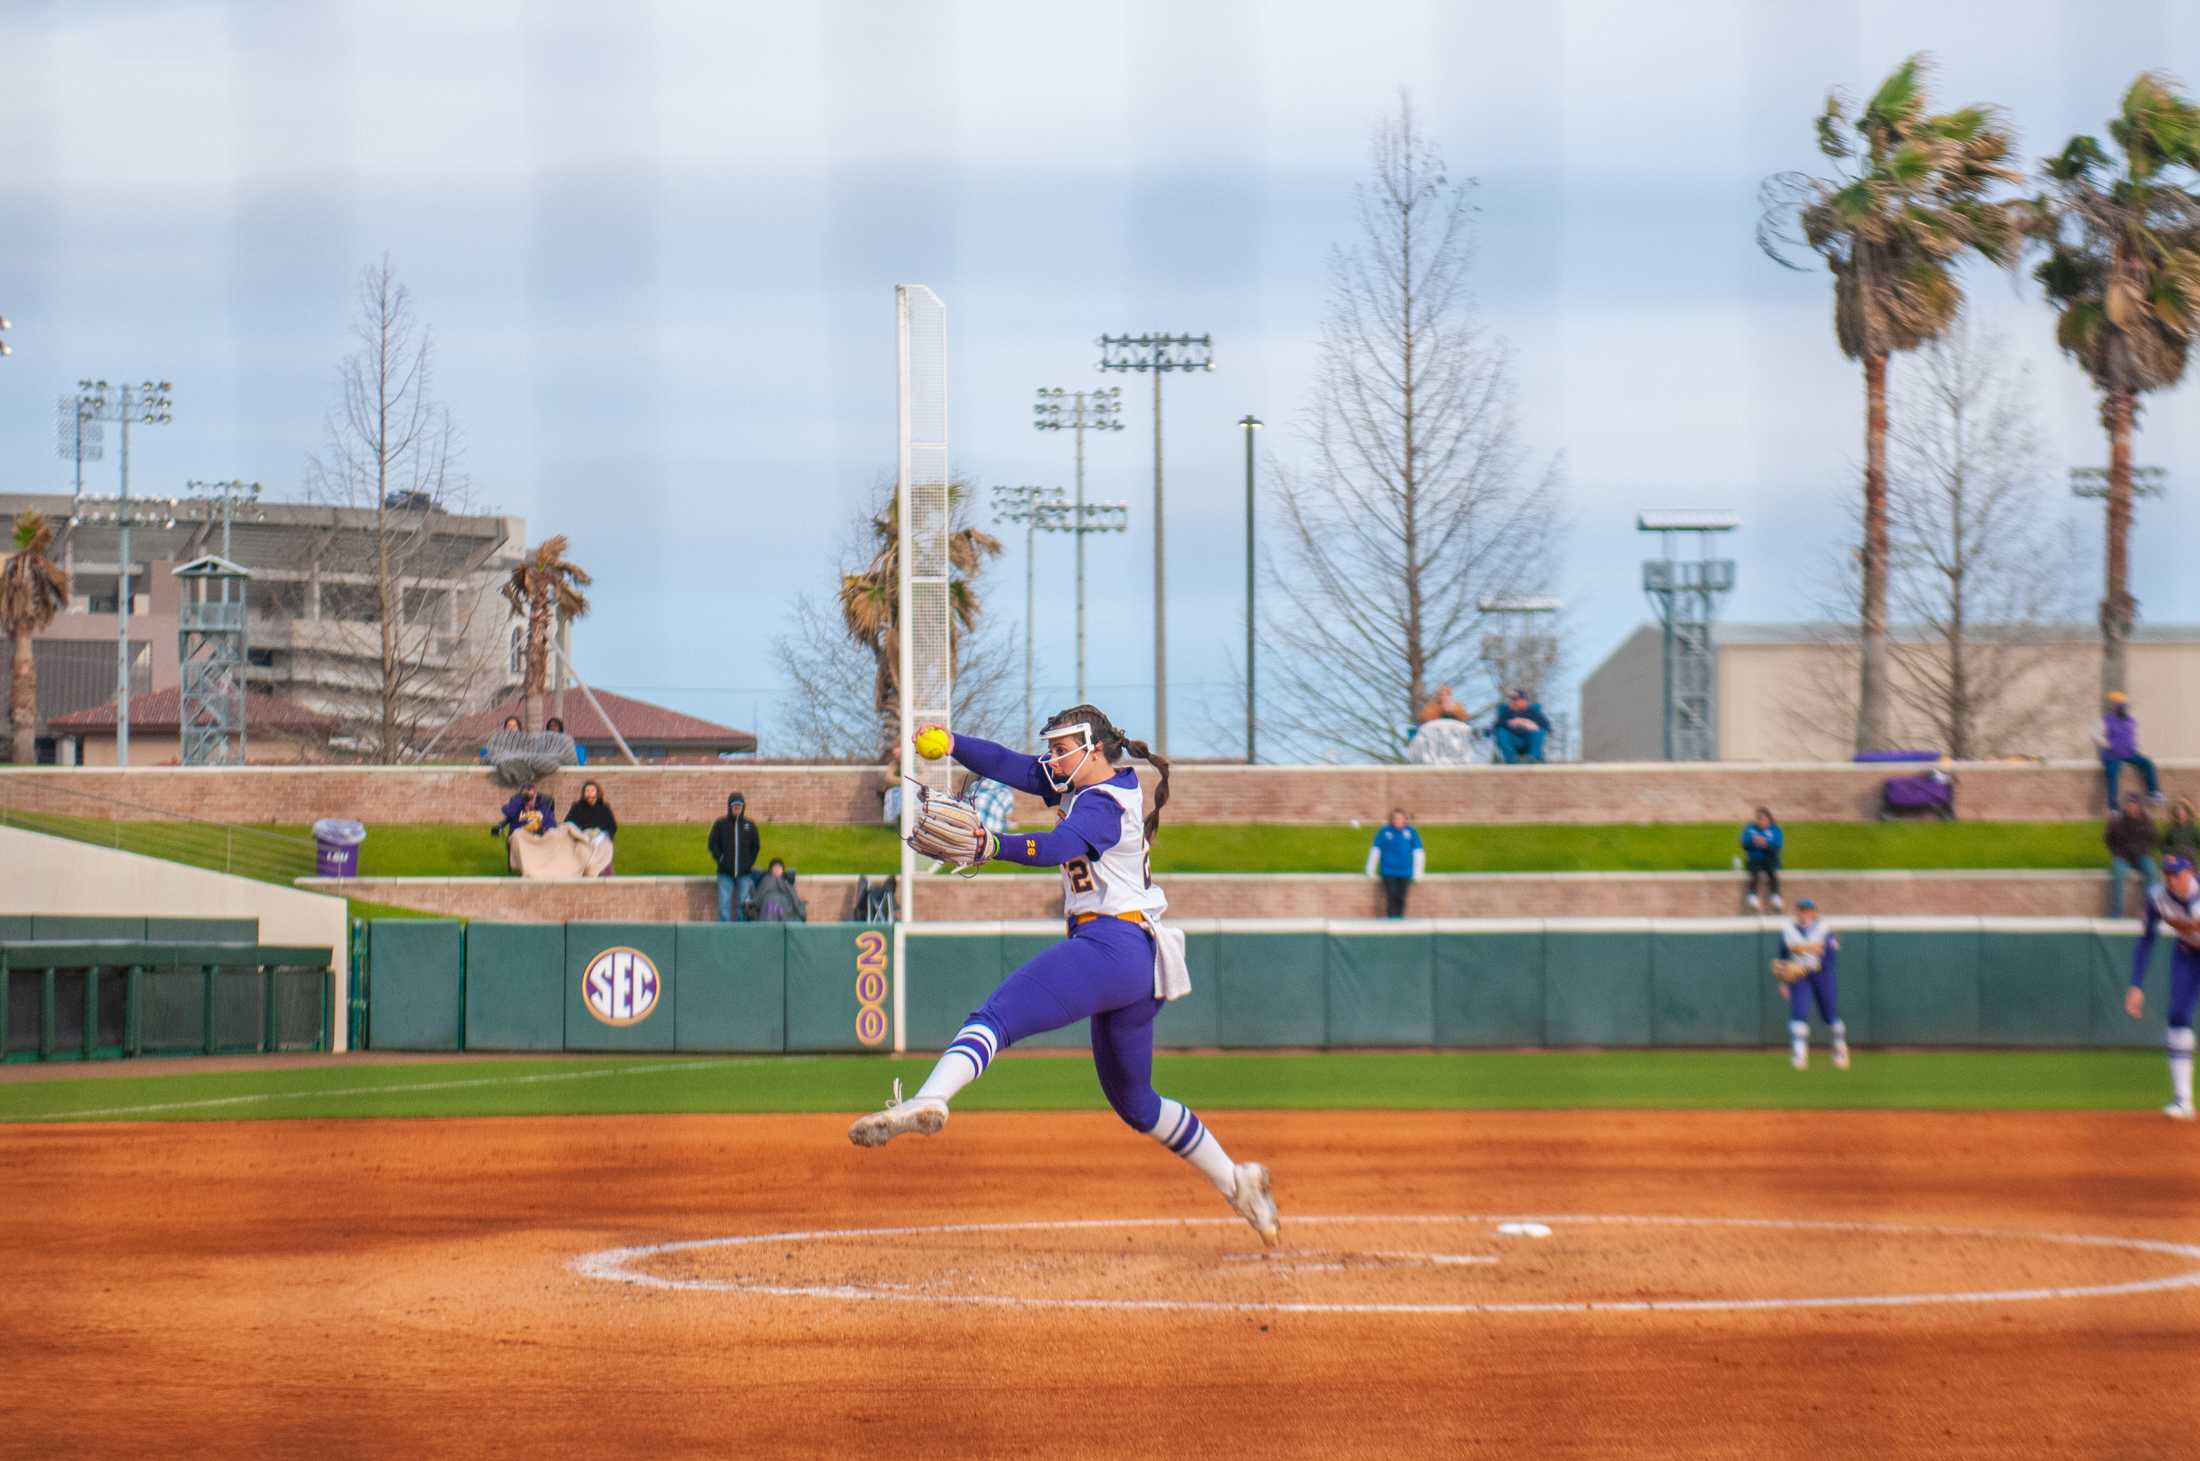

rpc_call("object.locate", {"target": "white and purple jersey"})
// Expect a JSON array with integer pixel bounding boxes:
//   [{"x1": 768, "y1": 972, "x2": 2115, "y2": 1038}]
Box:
[
  {"x1": 947, "y1": 735, "x2": 1167, "y2": 921},
  {"x1": 1780, "y1": 917, "x2": 1835, "y2": 973}
]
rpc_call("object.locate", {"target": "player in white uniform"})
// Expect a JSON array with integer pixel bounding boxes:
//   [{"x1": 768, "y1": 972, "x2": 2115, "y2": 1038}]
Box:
[
  {"x1": 848, "y1": 703, "x2": 1280, "y2": 1246},
  {"x1": 1776, "y1": 898, "x2": 1850, "y2": 1071}
]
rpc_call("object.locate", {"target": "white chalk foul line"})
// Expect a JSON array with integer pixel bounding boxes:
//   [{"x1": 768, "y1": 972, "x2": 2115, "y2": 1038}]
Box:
[
  {"x1": 570, "y1": 1214, "x2": 2200, "y2": 1316},
  {"x1": 25, "y1": 1057, "x2": 808, "y2": 1121}
]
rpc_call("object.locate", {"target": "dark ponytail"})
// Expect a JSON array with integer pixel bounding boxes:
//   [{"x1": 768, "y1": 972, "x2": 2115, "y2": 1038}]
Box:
[
  {"x1": 1120, "y1": 738, "x2": 1170, "y2": 842},
  {"x1": 1042, "y1": 701, "x2": 1171, "y2": 842}
]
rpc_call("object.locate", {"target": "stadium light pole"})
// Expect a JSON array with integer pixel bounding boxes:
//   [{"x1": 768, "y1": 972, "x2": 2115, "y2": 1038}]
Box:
[
  {"x1": 1098, "y1": 332, "x2": 1213, "y2": 753},
  {"x1": 1033, "y1": 499, "x2": 1129, "y2": 713},
  {"x1": 1239, "y1": 414, "x2": 1262, "y2": 763},
  {"x1": 73, "y1": 380, "x2": 174, "y2": 767},
  {"x1": 992, "y1": 484, "x2": 1069, "y2": 749},
  {"x1": 1033, "y1": 386, "x2": 1125, "y2": 700}
]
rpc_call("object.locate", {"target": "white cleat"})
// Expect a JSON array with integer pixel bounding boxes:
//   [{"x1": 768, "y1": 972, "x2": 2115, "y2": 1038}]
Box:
[
  {"x1": 1227, "y1": 1161, "x2": 1281, "y2": 1249},
  {"x1": 847, "y1": 1079, "x2": 949, "y2": 1148},
  {"x1": 1791, "y1": 1052, "x2": 1808, "y2": 1071},
  {"x1": 2165, "y1": 1102, "x2": 2196, "y2": 1122},
  {"x1": 1833, "y1": 1046, "x2": 1851, "y2": 1071}
]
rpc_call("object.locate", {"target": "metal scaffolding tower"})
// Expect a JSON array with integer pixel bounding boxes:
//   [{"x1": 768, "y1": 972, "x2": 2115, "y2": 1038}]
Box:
[
  {"x1": 1637, "y1": 511, "x2": 1737, "y2": 762},
  {"x1": 174, "y1": 555, "x2": 251, "y2": 766}
]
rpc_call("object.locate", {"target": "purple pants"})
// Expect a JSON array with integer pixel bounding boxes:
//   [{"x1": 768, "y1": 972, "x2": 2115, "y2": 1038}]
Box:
[
  {"x1": 969, "y1": 917, "x2": 1165, "y2": 1131},
  {"x1": 1788, "y1": 971, "x2": 1839, "y2": 1025}
]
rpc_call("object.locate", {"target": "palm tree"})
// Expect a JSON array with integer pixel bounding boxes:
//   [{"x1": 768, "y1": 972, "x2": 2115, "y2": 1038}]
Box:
[
  {"x1": 1760, "y1": 54, "x2": 2019, "y2": 751},
  {"x1": 2022, "y1": 72, "x2": 2200, "y2": 697},
  {"x1": 500, "y1": 536, "x2": 591, "y2": 732},
  {"x1": 837, "y1": 482, "x2": 1001, "y2": 752},
  {"x1": 1, "y1": 512, "x2": 72, "y2": 766}
]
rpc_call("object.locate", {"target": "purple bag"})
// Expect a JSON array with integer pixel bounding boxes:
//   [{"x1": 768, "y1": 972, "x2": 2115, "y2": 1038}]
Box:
[{"x1": 1881, "y1": 772, "x2": 1955, "y2": 819}]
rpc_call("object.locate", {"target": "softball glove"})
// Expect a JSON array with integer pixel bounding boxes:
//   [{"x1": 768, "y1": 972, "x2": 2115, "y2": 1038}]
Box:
[{"x1": 904, "y1": 785, "x2": 997, "y2": 873}]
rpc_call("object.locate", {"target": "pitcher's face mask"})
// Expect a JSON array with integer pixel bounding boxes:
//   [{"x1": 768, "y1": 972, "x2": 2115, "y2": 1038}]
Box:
[{"x1": 1040, "y1": 720, "x2": 1099, "y2": 793}]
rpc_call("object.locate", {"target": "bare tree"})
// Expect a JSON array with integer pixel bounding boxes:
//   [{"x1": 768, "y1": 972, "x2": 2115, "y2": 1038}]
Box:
[
  {"x1": 305, "y1": 256, "x2": 488, "y2": 762},
  {"x1": 1882, "y1": 323, "x2": 2077, "y2": 756},
  {"x1": 772, "y1": 478, "x2": 1016, "y2": 758},
  {"x1": 1261, "y1": 95, "x2": 1560, "y2": 763},
  {"x1": 1795, "y1": 322, "x2": 2078, "y2": 757}
]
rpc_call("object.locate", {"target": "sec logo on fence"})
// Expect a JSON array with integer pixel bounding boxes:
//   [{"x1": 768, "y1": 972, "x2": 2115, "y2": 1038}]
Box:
[{"x1": 583, "y1": 947, "x2": 662, "y2": 1027}]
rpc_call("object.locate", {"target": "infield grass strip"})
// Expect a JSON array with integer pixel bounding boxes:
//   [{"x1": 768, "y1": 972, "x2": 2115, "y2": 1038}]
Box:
[
  {"x1": 0, "y1": 1049, "x2": 2169, "y2": 1123},
  {"x1": 29, "y1": 818, "x2": 2123, "y2": 880}
]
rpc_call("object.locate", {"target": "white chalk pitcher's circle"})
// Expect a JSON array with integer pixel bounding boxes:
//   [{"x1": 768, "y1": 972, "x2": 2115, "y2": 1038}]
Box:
[{"x1": 571, "y1": 1214, "x2": 2200, "y2": 1317}]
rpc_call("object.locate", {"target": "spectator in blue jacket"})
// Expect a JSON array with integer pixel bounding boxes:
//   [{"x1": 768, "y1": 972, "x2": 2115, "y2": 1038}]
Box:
[
  {"x1": 1364, "y1": 808, "x2": 1427, "y2": 918},
  {"x1": 2095, "y1": 691, "x2": 2163, "y2": 813},
  {"x1": 1741, "y1": 806, "x2": 1784, "y2": 912},
  {"x1": 1491, "y1": 689, "x2": 1551, "y2": 764}
]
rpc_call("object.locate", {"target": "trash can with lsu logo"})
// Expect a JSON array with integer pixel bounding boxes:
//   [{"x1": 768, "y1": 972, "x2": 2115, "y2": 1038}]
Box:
[
  {"x1": 566, "y1": 924, "x2": 677, "y2": 1051},
  {"x1": 311, "y1": 819, "x2": 367, "y2": 879}
]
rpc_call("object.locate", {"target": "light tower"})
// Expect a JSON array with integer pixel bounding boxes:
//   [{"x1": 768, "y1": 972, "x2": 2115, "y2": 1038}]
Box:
[
  {"x1": 174, "y1": 555, "x2": 251, "y2": 766},
  {"x1": 991, "y1": 483, "x2": 1070, "y2": 750},
  {"x1": 1032, "y1": 385, "x2": 1125, "y2": 699},
  {"x1": 72, "y1": 379, "x2": 174, "y2": 766},
  {"x1": 1098, "y1": 332, "x2": 1213, "y2": 752},
  {"x1": 1637, "y1": 511, "x2": 1737, "y2": 762}
]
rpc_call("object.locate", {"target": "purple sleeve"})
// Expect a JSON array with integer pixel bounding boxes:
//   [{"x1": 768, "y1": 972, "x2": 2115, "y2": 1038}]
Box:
[
  {"x1": 2133, "y1": 897, "x2": 2160, "y2": 988},
  {"x1": 949, "y1": 734, "x2": 1055, "y2": 800},
  {"x1": 992, "y1": 793, "x2": 1124, "y2": 868}
]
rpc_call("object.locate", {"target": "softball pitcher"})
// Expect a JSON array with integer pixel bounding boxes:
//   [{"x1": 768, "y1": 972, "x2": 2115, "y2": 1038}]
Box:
[
  {"x1": 847, "y1": 704, "x2": 1281, "y2": 1247},
  {"x1": 2126, "y1": 854, "x2": 2200, "y2": 1119}
]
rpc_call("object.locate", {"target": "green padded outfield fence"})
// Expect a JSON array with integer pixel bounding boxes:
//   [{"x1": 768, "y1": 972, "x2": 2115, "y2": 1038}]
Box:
[
  {"x1": 1, "y1": 915, "x2": 335, "y2": 1063},
  {"x1": 356, "y1": 917, "x2": 2175, "y2": 1056}
]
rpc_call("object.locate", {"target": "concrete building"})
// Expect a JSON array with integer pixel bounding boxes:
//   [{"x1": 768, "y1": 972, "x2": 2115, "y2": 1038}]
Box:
[
  {"x1": 2, "y1": 491, "x2": 524, "y2": 763},
  {"x1": 1583, "y1": 621, "x2": 2200, "y2": 762}
]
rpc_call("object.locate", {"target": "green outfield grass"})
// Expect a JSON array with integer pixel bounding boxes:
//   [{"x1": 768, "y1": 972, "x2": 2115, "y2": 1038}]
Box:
[
  {"x1": 0, "y1": 1049, "x2": 2167, "y2": 1124},
  {"x1": 234, "y1": 818, "x2": 2114, "y2": 880},
  {"x1": 4, "y1": 813, "x2": 2118, "y2": 883}
]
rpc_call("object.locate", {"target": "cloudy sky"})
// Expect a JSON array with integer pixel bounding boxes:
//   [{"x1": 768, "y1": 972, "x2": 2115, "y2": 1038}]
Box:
[{"x1": 3, "y1": 0, "x2": 2196, "y2": 756}]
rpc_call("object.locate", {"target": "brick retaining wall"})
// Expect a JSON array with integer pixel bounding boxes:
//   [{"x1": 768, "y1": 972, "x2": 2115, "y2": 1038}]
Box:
[
  {"x1": 314, "y1": 868, "x2": 2126, "y2": 924},
  {"x1": 6, "y1": 759, "x2": 2179, "y2": 827}
]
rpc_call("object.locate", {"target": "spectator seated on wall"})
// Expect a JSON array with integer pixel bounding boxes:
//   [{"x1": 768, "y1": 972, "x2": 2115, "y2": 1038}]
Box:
[
  {"x1": 561, "y1": 778, "x2": 616, "y2": 878},
  {"x1": 1490, "y1": 688, "x2": 1551, "y2": 764},
  {"x1": 545, "y1": 716, "x2": 586, "y2": 766},
  {"x1": 1741, "y1": 806, "x2": 1784, "y2": 913},
  {"x1": 485, "y1": 717, "x2": 581, "y2": 787},
  {"x1": 2095, "y1": 691, "x2": 2163, "y2": 814},
  {"x1": 493, "y1": 784, "x2": 557, "y2": 875},
  {"x1": 749, "y1": 858, "x2": 809, "y2": 922}
]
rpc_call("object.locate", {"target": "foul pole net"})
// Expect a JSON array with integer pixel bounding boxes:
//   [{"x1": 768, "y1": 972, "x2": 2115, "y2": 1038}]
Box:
[{"x1": 897, "y1": 285, "x2": 952, "y2": 950}]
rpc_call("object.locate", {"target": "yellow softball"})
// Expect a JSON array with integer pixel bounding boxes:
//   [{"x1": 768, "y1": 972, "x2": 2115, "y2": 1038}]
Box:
[{"x1": 914, "y1": 726, "x2": 951, "y2": 761}]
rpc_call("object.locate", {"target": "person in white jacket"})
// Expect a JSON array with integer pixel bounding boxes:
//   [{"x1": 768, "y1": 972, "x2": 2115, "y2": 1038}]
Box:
[{"x1": 1365, "y1": 808, "x2": 1427, "y2": 918}]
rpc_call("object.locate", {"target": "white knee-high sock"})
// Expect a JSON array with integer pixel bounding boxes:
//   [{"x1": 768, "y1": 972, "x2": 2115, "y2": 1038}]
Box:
[
  {"x1": 1830, "y1": 1020, "x2": 1849, "y2": 1050},
  {"x1": 1789, "y1": 1020, "x2": 1809, "y2": 1061},
  {"x1": 914, "y1": 1023, "x2": 998, "y2": 1105},
  {"x1": 1147, "y1": 1096, "x2": 1237, "y2": 1194},
  {"x1": 2170, "y1": 1027, "x2": 2195, "y2": 1108}
]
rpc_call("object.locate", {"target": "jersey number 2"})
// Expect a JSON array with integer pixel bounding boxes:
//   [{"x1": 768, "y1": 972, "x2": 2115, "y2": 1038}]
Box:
[{"x1": 1065, "y1": 858, "x2": 1095, "y2": 894}]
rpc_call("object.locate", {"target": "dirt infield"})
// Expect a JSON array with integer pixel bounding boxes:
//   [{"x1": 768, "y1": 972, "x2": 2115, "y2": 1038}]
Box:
[{"x1": 7, "y1": 1110, "x2": 2198, "y2": 1457}]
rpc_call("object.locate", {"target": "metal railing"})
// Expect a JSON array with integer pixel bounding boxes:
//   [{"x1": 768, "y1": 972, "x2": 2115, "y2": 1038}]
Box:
[{"x1": 0, "y1": 776, "x2": 317, "y2": 885}]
